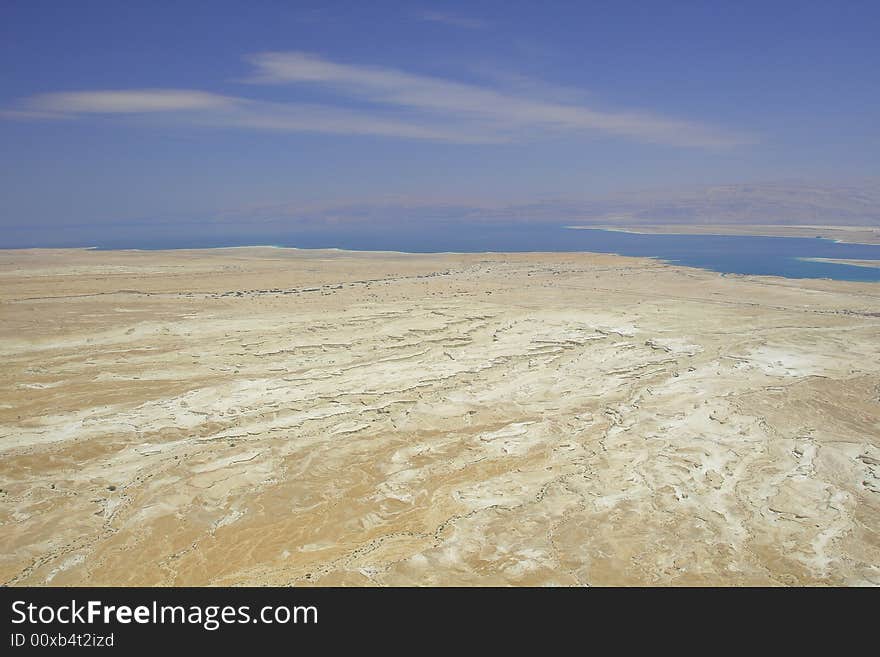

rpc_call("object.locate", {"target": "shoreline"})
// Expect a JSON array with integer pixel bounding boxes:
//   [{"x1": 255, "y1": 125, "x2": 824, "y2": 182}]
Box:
[
  {"x1": 799, "y1": 256, "x2": 880, "y2": 269},
  {"x1": 4, "y1": 239, "x2": 880, "y2": 284},
  {"x1": 566, "y1": 223, "x2": 880, "y2": 245}
]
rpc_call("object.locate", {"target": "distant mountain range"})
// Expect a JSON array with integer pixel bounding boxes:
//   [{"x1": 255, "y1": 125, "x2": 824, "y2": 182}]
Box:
[
  {"x1": 8, "y1": 180, "x2": 877, "y2": 250},
  {"x1": 551, "y1": 180, "x2": 880, "y2": 226},
  {"x1": 235, "y1": 180, "x2": 880, "y2": 228}
]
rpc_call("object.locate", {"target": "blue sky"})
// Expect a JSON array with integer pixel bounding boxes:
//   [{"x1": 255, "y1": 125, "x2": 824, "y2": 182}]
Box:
[{"x1": 1, "y1": 1, "x2": 878, "y2": 245}]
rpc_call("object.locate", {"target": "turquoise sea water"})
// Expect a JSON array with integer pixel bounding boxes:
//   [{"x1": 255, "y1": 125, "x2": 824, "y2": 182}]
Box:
[{"x1": 88, "y1": 225, "x2": 880, "y2": 282}]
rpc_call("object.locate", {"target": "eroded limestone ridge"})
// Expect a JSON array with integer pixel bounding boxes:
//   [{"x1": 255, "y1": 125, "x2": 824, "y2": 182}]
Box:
[{"x1": 0, "y1": 247, "x2": 878, "y2": 585}]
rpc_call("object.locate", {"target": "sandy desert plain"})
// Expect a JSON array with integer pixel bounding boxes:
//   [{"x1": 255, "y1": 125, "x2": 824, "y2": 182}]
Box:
[{"x1": 1, "y1": 246, "x2": 879, "y2": 586}]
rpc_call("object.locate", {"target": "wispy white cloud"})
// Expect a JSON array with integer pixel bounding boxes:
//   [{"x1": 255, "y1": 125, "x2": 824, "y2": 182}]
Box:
[
  {"x1": 11, "y1": 89, "x2": 497, "y2": 143},
  {"x1": 415, "y1": 10, "x2": 486, "y2": 29},
  {"x1": 246, "y1": 52, "x2": 755, "y2": 147},
  {"x1": 4, "y1": 52, "x2": 755, "y2": 148},
  {"x1": 192, "y1": 100, "x2": 502, "y2": 143},
  {"x1": 27, "y1": 89, "x2": 238, "y2": 113}
]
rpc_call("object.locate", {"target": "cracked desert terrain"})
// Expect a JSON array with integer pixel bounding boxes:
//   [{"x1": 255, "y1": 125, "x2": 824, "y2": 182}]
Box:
[{"x1": 1, "y1": 247, "x2": 879, "y2": 586}]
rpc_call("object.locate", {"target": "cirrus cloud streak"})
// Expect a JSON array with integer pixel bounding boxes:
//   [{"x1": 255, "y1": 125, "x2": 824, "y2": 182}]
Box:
[{"x1": 4, "y1": 52, "x2": 755, "y2": 148}]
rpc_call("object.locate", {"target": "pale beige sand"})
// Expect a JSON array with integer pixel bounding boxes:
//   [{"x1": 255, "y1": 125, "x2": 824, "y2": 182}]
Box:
[
  {"x1": 800, "y1": 258, "x2": 880, "y2": 269},
  {"x1": 1, "y1": 248, "x2": 879, "y2": 586},
  {"x1": 569, "y1": 224, "x2": 880, "y2": 245}
]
